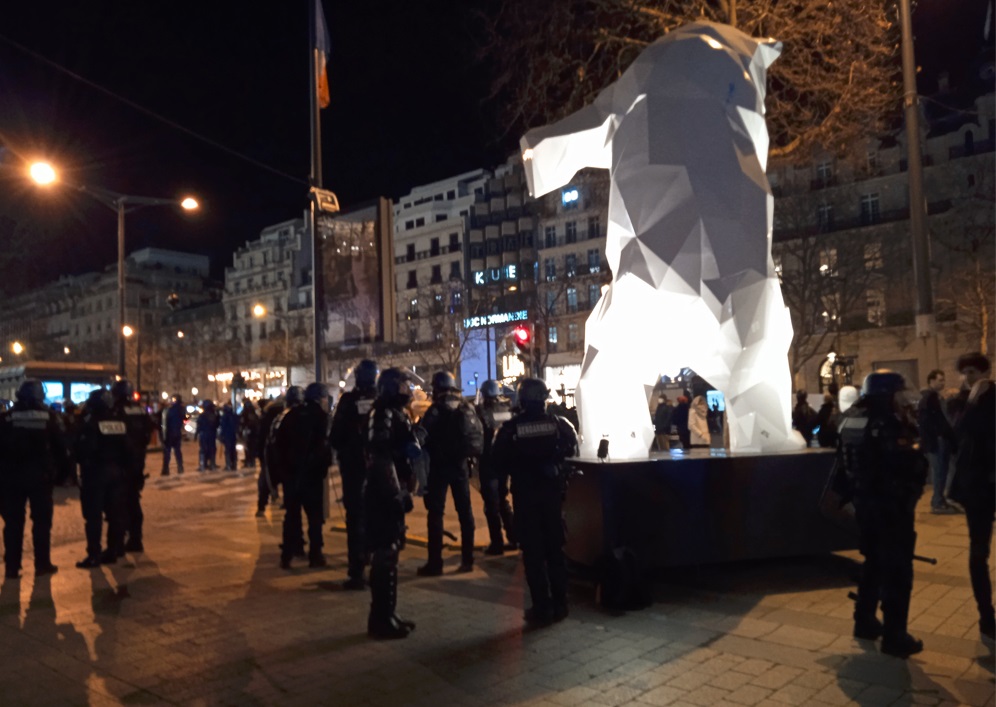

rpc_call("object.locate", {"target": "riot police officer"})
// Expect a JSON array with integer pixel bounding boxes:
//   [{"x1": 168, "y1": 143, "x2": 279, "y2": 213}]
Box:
[
  {"x1": 493, "y1": 377, "x2": 578, "y2": 625},
  {"x1": 475, "y1": 379, "x2": 516, "y2": 555},
  {"x1": 416, "y1": 371, "x2": 483, "y2": 576},
  {"x1": 0, "y1": 380, "x2": 69, "y2": 579},
  {"x1": 74, "y1": 388, "x2": 131, "y2": 568},
  {"x1": 111, "y1": 380, "x2": 153, "y2": 553},
  {"x1": 364, "y1": 368, "x2": 420, "y2": 639},
  {"x1": 256, "y1": 387, "x2": 304, "y2": 517},
  {"x1": 273, "y1": 383, "x2": 332, "y2": 570},
  {"x1": 329, "y1": 358, "x2": 378, "y2": 589},
  {"x1": 838, "y1": 370, "x2": 926, "y2": 657}
]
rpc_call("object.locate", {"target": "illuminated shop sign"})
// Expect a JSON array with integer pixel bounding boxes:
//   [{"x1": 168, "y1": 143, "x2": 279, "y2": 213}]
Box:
[
  {"x1": 463, "y1": 309, "x2": 529, "y2": 329},
  {"x1": 472, "y1": 264, "x2": 518, "y2": 286}
]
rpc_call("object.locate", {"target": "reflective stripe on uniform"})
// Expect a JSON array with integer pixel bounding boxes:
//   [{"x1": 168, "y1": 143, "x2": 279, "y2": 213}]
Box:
[
  {"x1": 10, "y1": 410, "x2": 50, "y2": 429},
  {"x1": 98, "y1": 420, "x2": 127, "y2": 435}
]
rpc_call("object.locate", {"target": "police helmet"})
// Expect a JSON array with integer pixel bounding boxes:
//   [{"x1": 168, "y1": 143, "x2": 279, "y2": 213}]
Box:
[
  {"x1": 110, "y1": 379, "x2": 134, "y2": 403},
  {"x1": 517, "y1": 377, "x2": 549, "y2": 405},
  {"x1": 285, "y1": 386, "x2": 305, "y2": 406},
  {"x1": 480, "y1": 379, "x2": 500, "y2": 399},
  {"x1": 15, "y1": 379, "x2": 45, "y2": 405},
  {"x1": 861, "y1": 370, "x2": 906, "y2": 398},
  {"x1": 355, "y1": 359, "x2": 378, "y2": 389},
  {"x1": 87, "y1": 388, "x2": 112, "y2": 410},
  {"x1": 304, "y1": 382, "x2": 328, "y2": 402},
  {"x1": 431, "y1": 371, "x2": 457, "y2": 395},
  {"x1": 838, "y1": 385, "x2": 859, "y2": 413},
  {"x1": 377, "y1": 367, "x2": 413, "y2": 406}
]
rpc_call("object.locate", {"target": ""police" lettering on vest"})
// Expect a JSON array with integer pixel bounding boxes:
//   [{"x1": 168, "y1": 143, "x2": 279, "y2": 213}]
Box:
[
  {"x1": 517, "y1": 421, "x2": 556, "y2": 438},
  {"x1": 98, "y1": 421, "x2": 127, "y2": 435}
]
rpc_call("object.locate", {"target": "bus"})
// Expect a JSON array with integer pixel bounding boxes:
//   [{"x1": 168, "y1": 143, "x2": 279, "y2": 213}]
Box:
[{"x1": 0, "y1": 361, "x2": 117, "y2": 409}]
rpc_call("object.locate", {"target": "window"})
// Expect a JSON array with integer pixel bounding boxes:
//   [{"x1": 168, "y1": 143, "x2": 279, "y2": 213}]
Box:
[
  {"x1": 486, "y1": 239, "x2": 500, "y2": 255},
  {"x1": 245, "y1": 324, "x2": 252, "y2": 341},
  {"x1": 587, "y1": 216, "x2": 601, "y2": 240},
  {"x1": 546, "y1": 290, "x2": 558, "y2": 315},
  {"x1": 817, "y1": 203, "x2": 833, "y2": 231},
  {"x1": 431, "y1": 265, "x2": 442, "y2": 284},
  {"x1": 548, "y1": 326, "x2": 558, "y2": 343},
  {"x1": 860, "y1": 193, "x2": 880, "y2": 224},
  {"x1": 561, "y1": 187, "x2": 579, "y2": 208},
  {"x1": 406, "y1": 244, "x2": 416, "y2": 261},
  {"x1": 867, "y1": 288, "x2": 886, "y2": 327},
  {"x1": 451, "y1": 289, "x2": 462, "y2": 309},
  {"x1": 544, "y1": 258, "x2": 557, "y2": 281},
  {"x1": 449, "y1": 261, "x2": 461, "y2": 279},
  {"x1": 566, "y1": 287, "x2": 578, "y2": 313},
  {"x1": 521, "y1": 230, "x2": 534, "y2": 248},
  {"x1": 866, "y1": 150, "x2": 879, "y2": 172},
  {"x1": 432, "y1": 293, "x2": 445, "y2": 315},
  {"x1": 405, "y1": 220, "x2": 415, "y2": 231},
  {"x1": 435, "y1": 214, "x2": 448, "y2": 222},
  {"x1": 819, "y1": 248, "x2": 838, "y2": 278},
  {"x1": 587, "y1": 249, "x2": 600, "y2": 273},
  {"x1": 589, "y1": 284, "x2": 601, "y2": 307},
  {"x1": 415, "y1": 217, "x2": 425, "y2": 228},
  {"x1": 544, "y1": 226, "x2": 556, "y2": 248},
  {"x1": 504, "y1": 234, "x2": 519, "y2": 251},
  {"x1": 231, "y1": 327, "x2": 239, "y2": 341},
  {"x1": 816, "y1": 160, "x2": 833, "y2": 183},
  {"x1": 568, "y1": 322, "x2": 580, "y2": 344},
  {"x1": 565, "y1": 254, "x2": 578, "y2": 278},
  {"x1": 447, "y1": 190, "x2": 456, "y2": 200},
  {"x1": 407, "y1": 270, "x2": 418, "y2": 289},
  {"x1": 449, "y1": 233, "x2": 459, "y2": 250},
  {"x1": 430, "y1": 238, "x2": 440, "y2": 256},
  {"x1": 409, "y1": 328, "x2": 418, "y2": 344},
  {"x1": 259, "y1": 322, "x2": 267, "y2": 340},
  {"x1": 470, "y1": 242, "x2": 484, "y2": 259},
  {"x1": 565, "y1": 221, "x2": 577, "y2": 243},
  {"x1": 864, "y1": 242, "x2": 883, "y2": 271}
]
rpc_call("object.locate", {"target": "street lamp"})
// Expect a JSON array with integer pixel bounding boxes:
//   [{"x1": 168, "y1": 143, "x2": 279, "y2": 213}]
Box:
[
  {"x1": 29, "y1": 161, "x2": 198, "y2": 377},
  {"x1": 11, "y1": 341, "x2": 25, "y2": 356},
  {"x1": 122, "y1": 325, "x2": 143, "y2": 390}
]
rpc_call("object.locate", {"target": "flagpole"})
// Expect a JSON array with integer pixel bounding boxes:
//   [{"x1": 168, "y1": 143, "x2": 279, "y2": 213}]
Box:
[{"x1": 309, "y1": 0, "x2": 325, "y2": 384}]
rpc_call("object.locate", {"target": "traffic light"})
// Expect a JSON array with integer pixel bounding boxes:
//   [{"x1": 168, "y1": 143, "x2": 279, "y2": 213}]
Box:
[{"x1": 512, "y1": 325, "x2": 531, "y2": 352}]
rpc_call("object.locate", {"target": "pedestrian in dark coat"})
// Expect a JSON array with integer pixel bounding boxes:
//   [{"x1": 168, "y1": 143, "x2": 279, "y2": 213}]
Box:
[
  {"x1": 219, "y1": 403, "x2": 239, "y2": 470},
  {"x1": 947, "y1": 352, "x2": 996, "y2": 641}
]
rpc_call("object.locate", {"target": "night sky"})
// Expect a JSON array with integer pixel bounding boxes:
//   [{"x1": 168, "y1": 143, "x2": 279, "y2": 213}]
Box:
[{"x1": 0, "y1": 0, "x2": 989, "y2": 286}]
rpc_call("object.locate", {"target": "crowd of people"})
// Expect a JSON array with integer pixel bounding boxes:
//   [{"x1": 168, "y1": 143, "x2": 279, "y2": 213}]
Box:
[{"x1": 0, "y1": 350, "x2": 990, "y2": 653}]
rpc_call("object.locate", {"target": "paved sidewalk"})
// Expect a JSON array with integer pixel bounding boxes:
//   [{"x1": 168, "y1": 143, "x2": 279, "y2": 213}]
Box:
[{"x1": 0, "y1": 466, "x2": 991, "y2": 706}]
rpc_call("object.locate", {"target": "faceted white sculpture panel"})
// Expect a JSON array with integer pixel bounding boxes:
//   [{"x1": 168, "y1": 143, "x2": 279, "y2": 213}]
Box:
[{"x1": 521, "y1": 21, "x2": 805, "y2": 459}]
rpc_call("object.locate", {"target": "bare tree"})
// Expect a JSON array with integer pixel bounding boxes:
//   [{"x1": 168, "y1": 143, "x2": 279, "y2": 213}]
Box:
[
  {"x1": 407, "y1": 282, "x2": 485, "y2": 376},
  {"x1": 480, "y1": 0, "x2": 900, "y2": 160},
  {"x1": 932, "y1": 156, "x2": 996, "y2": 355}
]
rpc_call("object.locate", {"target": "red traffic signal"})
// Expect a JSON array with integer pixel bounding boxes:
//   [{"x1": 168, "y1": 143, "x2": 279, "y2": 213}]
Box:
[{"x1": 512, "y1": 325, "x2": 532, "y2": 351}]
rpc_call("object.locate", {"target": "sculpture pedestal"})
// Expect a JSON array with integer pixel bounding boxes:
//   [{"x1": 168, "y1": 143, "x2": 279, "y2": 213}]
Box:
[{"x1": 565, "y1": 448, "x2": 855, "y2": 570}]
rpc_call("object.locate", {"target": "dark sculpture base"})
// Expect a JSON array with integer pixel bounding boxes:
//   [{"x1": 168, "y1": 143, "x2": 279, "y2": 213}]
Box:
[{"x1": 565, "y1": 448, "x2": 854, "y2": 570}]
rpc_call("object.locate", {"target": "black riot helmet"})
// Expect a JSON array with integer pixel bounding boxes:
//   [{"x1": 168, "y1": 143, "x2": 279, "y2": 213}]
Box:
[
  {"x1": 861, "y1": 370, "x2": 906, "y2": 398},
  {"x1": 516, "y1": 377, "x2": 550, "y2": 407},
  {"x1": 285, "y1": 386, "x2": 305, "y2": 406},
  {"x1": 377, "y1": 367, "x2": 413, "y2": 407},
  {"x1": 480, "y1": 379, "x2": 500, "y2": 399},
  {"x1": 87, "y1": 388, "x2": 113, "y2": 412},
  {"x1": 304, "y1": 382, "x2": 328, "y2": 402},
  {"x1": 431, "y1": 371, "x2": 457, "y2": 397},
  {"x1": 354, "y1": 359, "x2": 378, "y2": 389},
  {"x1": 15, "y1": 379, "x2": 45, "y2": 405},
  {"x1": 110, "y1": 379, "x2": 134, "y2": 403}
]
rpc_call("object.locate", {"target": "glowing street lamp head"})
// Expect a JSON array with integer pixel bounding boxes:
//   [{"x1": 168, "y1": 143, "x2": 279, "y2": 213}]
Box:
[
  {"x1": 28, "y1": 162, "x2": 57, "y2": 186},
  {"x1": 252, "y1": 304, "x2": 266, "y2": 318},
  {"x1": 176, "y1": 330, "x2": 185, "y2": 339},
  {"x1": 11, "y1": 341, "x2": 24, "y2": 355},
  {"x1": 180, "y1": 197, "x2": 198, "y2": 210},
  {"x1": 122, "y1": 325, "x2": 135, "y2": 338}
]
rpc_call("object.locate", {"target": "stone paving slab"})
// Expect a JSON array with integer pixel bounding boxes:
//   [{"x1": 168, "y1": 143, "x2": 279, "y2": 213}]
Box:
[{"x1": 0, "y1": 471, "x2": 992, "y2": 706}]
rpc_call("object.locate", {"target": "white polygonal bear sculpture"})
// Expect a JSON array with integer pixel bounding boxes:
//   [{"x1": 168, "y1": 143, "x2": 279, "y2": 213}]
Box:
[{"x1": 521, "y1": 21, "x2": 805, "y2": 459}]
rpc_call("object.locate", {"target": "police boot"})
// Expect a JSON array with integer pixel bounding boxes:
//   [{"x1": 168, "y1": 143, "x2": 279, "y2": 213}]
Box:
[
  {"x1": 881, "y1": 591, "x2": 922, "y2": 657},
  {"x1": 387, "y1": 565, "x2": 415, "y2": 631},
  {"x1": 500, "y1": 503, "x2": 517, "y2": 548},
  {"x1": 484, "y1": 514, "x2": 505, "y2": 555},
  {"x1": 368, "y1": 565, "x2": 410, "y2": 639},
  {"x1": 417, "y1": 517, "x2": 444, "y2": 576},
  {"x1": 852, "y1": 593, "x2": 883, "y2": 640}
]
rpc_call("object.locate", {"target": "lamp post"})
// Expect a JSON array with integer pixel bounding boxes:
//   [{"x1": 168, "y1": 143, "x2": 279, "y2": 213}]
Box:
[
  {"x1": 28, "y1": 161, "x2": 198, "y2": 377},
  {"x1": 122, "y1": 325, "x2": 143, "y2": 390}
]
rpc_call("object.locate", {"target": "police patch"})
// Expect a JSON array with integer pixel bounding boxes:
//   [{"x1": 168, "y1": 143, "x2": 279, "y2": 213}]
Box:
[
  {"x1": 516, "y1": 421, "x2": 557, "y2": 438},
  {"x1": 98, "y1": 420, "x2": 127, "y2": 435}
]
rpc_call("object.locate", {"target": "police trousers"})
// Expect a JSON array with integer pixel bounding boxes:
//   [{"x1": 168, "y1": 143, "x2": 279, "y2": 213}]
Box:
[{"x1": 0, "y1": 478, "x2": 53, "y2": 572}]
